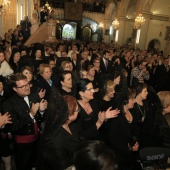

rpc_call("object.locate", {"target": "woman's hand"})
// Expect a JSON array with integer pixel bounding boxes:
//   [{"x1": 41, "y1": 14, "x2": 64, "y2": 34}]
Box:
[
  {"x1": 38, "y1": 89, "x2": 46, "y2": 99},
  {"x1": 105, "y1": 107, "x2": 120, "y2": 119},
  {"x1": 96, "y1": 111, "x2": 105, "y2": 129},
  {"x1": 39, "y1": 99, "x2": 48, "y2": 112},
  {"x1": 0, "y1": 112, "x2": 12, "y2": 128}
]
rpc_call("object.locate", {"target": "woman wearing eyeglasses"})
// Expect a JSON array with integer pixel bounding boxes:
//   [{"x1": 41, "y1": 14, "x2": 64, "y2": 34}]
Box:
[
  {"x1": 37, "y1": 93, "x2": 80, "y2": 170},
  {"x1": 75, "y1": 78, "x2": 118, "y2": 140}
]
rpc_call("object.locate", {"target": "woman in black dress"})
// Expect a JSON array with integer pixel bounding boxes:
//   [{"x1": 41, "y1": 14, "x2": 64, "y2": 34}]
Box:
[
  {"x1": 132, "y1": 83, "x2": 148, "y2": 145},
  {"x1": 37, "y1": 92, "x2": 80, "y2": 170},
  {"x1": 75, "y1": 78, "x2": 118, "y2": 140},
  {"x1": 104, "y1": 88, "x2": 139, "y2": 170}
]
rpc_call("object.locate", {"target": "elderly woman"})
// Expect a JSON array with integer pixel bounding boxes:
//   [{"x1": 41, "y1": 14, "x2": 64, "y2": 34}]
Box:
[{"x1": 36, "y1": 64, "x2": 52, "y2": 101}]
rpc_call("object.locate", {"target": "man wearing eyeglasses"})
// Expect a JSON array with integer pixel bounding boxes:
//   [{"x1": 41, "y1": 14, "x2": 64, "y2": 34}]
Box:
[
  {"x1": 3, "y1": 73, "x2": 48, "y2": 170},
  {"x1": 130, "y1": 59, "x2": 150, "y2": 88}
]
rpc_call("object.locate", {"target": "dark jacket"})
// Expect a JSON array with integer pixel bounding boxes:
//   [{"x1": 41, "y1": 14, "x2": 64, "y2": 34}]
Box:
[{"x1": 3, "y1": 93, "x2": 44, "y2": 135}]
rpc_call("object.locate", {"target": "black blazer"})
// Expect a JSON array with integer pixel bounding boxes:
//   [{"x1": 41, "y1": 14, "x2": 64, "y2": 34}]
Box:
[
  {"x1": 3, "y1": 93, "x2": 44, "y2": 135},
  {"x1": 100, "y1": 58, "x2": 112, "y2": 74}
]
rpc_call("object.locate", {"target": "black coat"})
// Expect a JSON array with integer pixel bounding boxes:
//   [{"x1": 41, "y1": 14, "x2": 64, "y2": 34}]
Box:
[
  {"x1": 3, "y1": 93, "x2": 44, "y2": 135},
  {"x1": 154, "y1": 64, "x2": 170, "y2": 92},
  {"x1": 100, "y1": 58, "x2": 112, "y2": 74},
  {"x1": 36, "y1": 77, "x2": 52, "y2": 101}
]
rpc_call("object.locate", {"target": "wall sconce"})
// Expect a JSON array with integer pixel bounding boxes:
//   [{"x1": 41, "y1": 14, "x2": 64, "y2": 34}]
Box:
[
  {"x1": 112, "y1": 19, "x2": 119, "y2": 30},
  {"x1": 134, "y1": 13, "x2": 145, "y2": 29}
]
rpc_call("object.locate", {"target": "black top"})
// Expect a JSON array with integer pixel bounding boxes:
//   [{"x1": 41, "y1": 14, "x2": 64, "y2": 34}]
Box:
[
  {"x1": 42, "y1": 123, "x2": 80, "y2": 170},
  {"x1": 75, "y1": 99, "x2": 100, "y2": 140},
  {"x1": 103, "y1": 112, "x2": 137, "y2": 167}
]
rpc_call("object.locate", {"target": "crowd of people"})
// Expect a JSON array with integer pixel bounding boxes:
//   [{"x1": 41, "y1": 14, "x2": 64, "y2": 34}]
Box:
[{"x1": 0, "y1": 17, "x2": 170, "y2": 170}]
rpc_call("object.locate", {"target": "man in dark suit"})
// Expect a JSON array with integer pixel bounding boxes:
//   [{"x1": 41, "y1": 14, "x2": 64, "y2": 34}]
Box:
[
  {"x1": 80, "y1": 51, "x2": 90, "y2": 70},
  {"x1": 100, "y1": 50, "x2": 112, "y2": 74},
  {"x1": 71, "y1": 52, "x2": 81, "y2": 71},
  {"x1": 155, "y1": 56, "x2": 170, "y2": 92},
  {"x1": 20, "y1": 16, "x2": 31, "y2": 43},
  {"x1": 3, "y1": 73, "x2": 47, "y2": 170}
]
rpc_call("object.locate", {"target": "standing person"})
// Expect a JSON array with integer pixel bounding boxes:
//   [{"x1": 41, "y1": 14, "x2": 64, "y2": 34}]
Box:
[
  {"x1": 0, "y1": 78, "x2": 12, "y2": 170},
  {"x1": 103, "y1": 88, "x2": 139, "y2": 170},
  {"x1": 130, "y1": 60, "x2": 150, "y2": 88},
  {"x1": 3, "y1": 73, "x2": 47, "y2": 170},
  {"x1": 132, "y1": 83, "x2": 148, "y2": 145},
  {"x1": 154, "y1": 56, "x2": 170, "y2": 92},
  {"x1": 32, "y1": 3, "x2": 40, "y2": 25},
  {"x1": 40, "y1": 6, "x2": 48, "y2": 25},
  {"x1": 37, "y1": 94, "x2": 80, "y2": 170},
  {"x1": 30, "y1": 13, "x2": 39, "y2": 35},
  {"x1": 20, "y1": 16, "x2": 31, "y2": 43},
  {"x1": 0, "y1": 50, "x2": 13, "y2": 77},
  {"x1": 36, "y1": 64, "x2": 53, "y2": 101},
  {"x1": 9, "y1": 50, "x2": 21, "y2": 73},
  {"x1": 75, "y1": 79, "x2": 119, "y2": 140},
  {"x1": 100, "y1": 50, "x2": 112, "y2": 74}
]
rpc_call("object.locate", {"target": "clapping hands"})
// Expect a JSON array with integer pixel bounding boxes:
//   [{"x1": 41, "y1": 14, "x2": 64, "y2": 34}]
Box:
[
  {"x1": 0, "y1": 112, "x2": 12, "y2": 128},
  {"x1": 105, "y1": 107, "x2": 120, "y2": 119}
]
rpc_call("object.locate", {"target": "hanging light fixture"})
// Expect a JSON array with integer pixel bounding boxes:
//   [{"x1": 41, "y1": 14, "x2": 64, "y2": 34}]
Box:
[
  {"x1": 134, "y1": 13, "x2": 145, "y2": 29},
  {"x1": 112, "y1": 19, "x2": 119, "y2": 30},
  {"x1": 0, "y1": 0, "x2": 10, "y2": 13}
]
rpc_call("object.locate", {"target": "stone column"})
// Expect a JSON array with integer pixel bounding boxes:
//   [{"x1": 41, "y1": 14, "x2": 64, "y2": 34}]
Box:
[
  {"x1": 117, "y1": 16, "x2": 126, "y2": 45},
  {"x1": 137, "y1": 11, "x2": 152, "y2": 50},
  {"x1": 45, "y1": 19, "x2": 57, "y2": 43}
]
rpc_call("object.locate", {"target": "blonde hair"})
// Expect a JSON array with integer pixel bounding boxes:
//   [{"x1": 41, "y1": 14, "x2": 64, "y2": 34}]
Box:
[
  {"x1": 157, "y1": 91, "x2": 170, "y2": 108},
  {"x1": 61, "y1": 61, "x2": 69, "y2": 70},
  {"x1": 106, "y1": 80, "x2": 115, "y2": 93},
  {"x1": 39, "y1": 64, "x2": 51, "y2": 75}
]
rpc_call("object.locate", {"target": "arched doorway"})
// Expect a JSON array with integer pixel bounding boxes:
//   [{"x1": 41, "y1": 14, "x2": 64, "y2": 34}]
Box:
[
  {"x1": 82, "y1": 26, "x2": 92, "y2": 42},
  {"x1": 147, "y1": 39, "x2": 161, "y2": 51},
  {"x1": 56, "y1": 23, "x2": 62, "y2": 39},
  {"x1": 91, "y1": 33, "x2": 102, "y2": 42}
]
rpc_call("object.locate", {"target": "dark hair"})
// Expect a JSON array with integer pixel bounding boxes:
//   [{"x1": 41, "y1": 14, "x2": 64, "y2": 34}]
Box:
[
  {"x1": 0, "y1": 50, "x2": 5, "y2": 55},
  {"x1": 74, "y1": 140, "x2": 118, "y2": 170},
  {"x1": 76, "y1": 78, "x2": 91, "y2": 99},
  {"x1": 59, "y1": 70, "x2": 72, "y2": 83},
  {"x1": 9, "y1": 73, "x2": 27, "y2": 88},
  {"x1": 103, "y1": 50, "x2": 109, "y2": 55},
  {"x1": 113, "y1": 71, "x2": 121, "y2": 80},
  {"x1": 136, "y1": 83, "x2": 147, "y2": 96},
  {"x1": 20, "y1": 66, "x2": 33, "y2": 74},
  {"x1": 138, "y1": 59, "x2": 146, "y2": 66}
]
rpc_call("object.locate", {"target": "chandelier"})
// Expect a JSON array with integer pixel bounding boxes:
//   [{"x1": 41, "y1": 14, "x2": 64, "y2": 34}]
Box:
[
  {"x1": 45, "y1": 1, "x2": 51, "y2": 11},
  {"x1": 134, "y1": 13, "x2": 145, "y2": 29},
  {"x1": 112, "y1": 19, "x2": 119, "y2": 30},
  {"x1": 0, "y1": 0, "x2": 10, "y2": 13}
]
